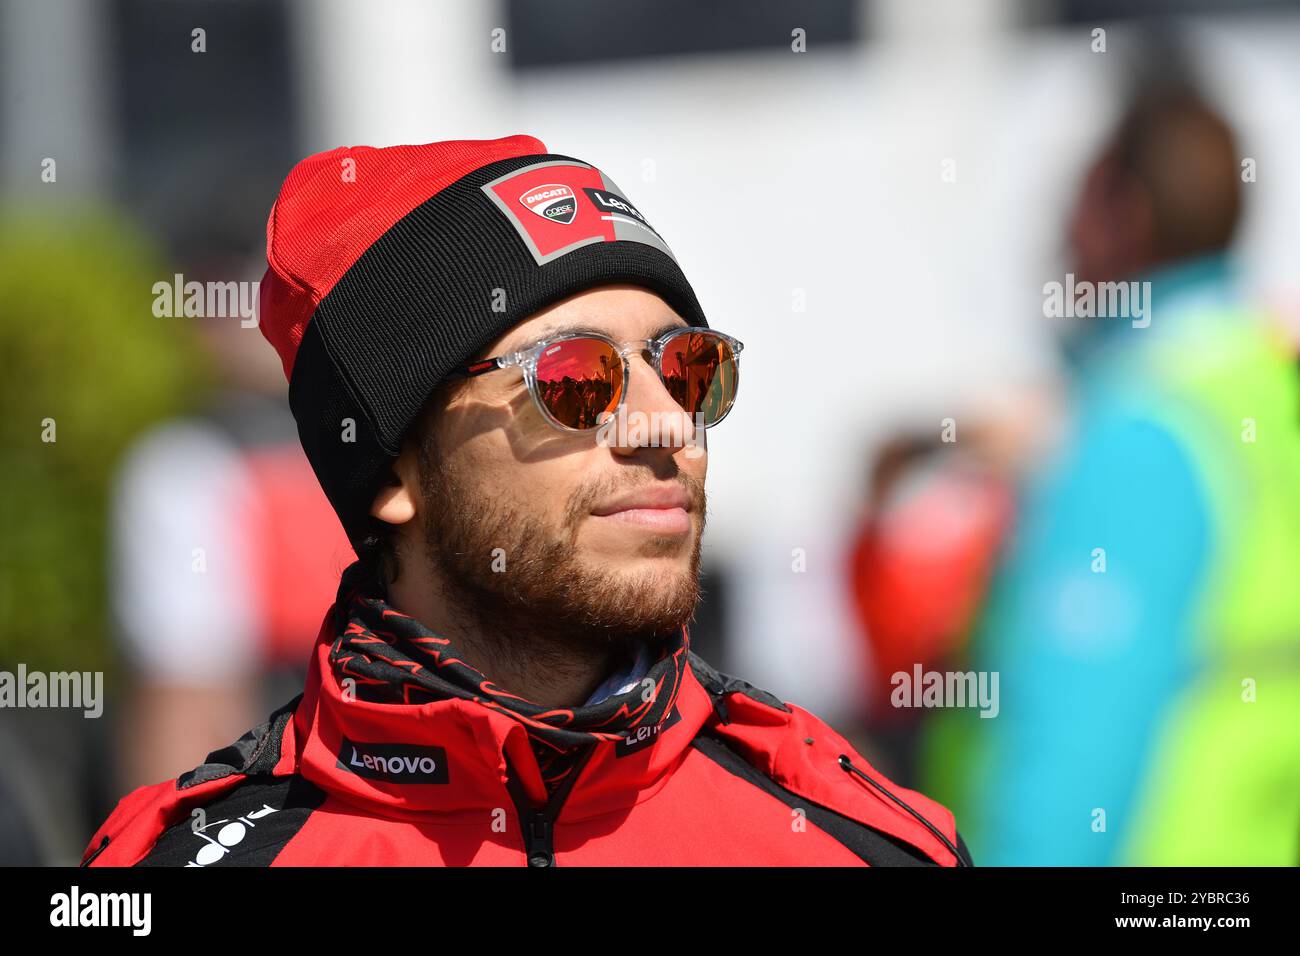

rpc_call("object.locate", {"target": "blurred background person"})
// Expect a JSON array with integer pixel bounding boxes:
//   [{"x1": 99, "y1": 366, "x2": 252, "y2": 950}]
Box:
[
  {"x1": 108, "y1": 243, "x2": 354, "y2": 792},
  {"x1": 845, "y1": 429, "x2": 1017, "y2": 785},
  {"x1": 925, "y1": 40, "x2": 1300, "y2": 866}
]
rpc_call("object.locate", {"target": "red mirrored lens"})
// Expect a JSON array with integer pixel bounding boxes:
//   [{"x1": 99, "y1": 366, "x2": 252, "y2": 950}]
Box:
[
  {"x1": 534, "y1": 337, "x2": 623, "y2": 429},
  {"x1": 660, "y1": 331, "x2": 738, "y2": 426}
]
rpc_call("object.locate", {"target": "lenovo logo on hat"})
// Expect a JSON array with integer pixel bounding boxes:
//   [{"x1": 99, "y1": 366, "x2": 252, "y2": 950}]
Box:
[
  {"x1": 337, "y1": 737, "x2": 450, "y2": 784},
  {"x1": 520, "y1": 183, "x2": 577, "y2": 224},
  {"x1": 482, "y1": 159, "x2": 680, "y2": 266}
]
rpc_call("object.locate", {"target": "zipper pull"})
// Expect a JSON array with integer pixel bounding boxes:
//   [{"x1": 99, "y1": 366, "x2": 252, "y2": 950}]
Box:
[
  {"x1": 525, "y1": 813, "x2": 553, "y2": 867},
  {"x1": 838, "y1": 753, "x2": 969, "y2": 866},
  {"x1": 81, "y1": 835, "x2": 110, "y2": 867}
]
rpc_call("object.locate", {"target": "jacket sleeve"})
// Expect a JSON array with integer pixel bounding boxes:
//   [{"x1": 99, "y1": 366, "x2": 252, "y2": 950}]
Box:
[{"x1": 81, "y1": 774, "x2": 249, "y2": 866}]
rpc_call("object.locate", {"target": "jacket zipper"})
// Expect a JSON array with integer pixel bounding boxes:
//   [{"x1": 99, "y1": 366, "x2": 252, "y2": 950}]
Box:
[
  {"x1": 508, "y1": 744, "x2": 598, "y2": 868},
  {"x1": 838, "y1": 753, "x2": 970, "y2": 866}
]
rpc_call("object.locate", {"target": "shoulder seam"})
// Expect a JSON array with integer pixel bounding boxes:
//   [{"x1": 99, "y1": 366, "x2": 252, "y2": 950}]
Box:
[
  {"x1": 178, "y1": 693, "x2": 302, "y2": 790},
  {"x1": 687, "y1": 651, "x2": 791, "y2": 715}
]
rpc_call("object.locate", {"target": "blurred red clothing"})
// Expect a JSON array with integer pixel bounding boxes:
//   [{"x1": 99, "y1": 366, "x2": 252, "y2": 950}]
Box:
[{"x1": 848, "y1": 457, "x2": 1013, "y2": 718}]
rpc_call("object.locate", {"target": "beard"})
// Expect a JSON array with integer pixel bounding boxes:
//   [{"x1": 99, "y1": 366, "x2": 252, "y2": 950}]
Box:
[{"x1": 414, "y1": 439, "x2": 706, "y2": 674}]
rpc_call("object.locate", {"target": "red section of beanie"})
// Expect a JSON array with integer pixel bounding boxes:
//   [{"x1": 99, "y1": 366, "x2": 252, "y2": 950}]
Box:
[{"x1": 257, "y1": 135, "x2": 549, "y2": 380}]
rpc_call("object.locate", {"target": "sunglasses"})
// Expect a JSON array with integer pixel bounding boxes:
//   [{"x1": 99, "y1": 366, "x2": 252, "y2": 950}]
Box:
[{"x1": 451, "y1": 326, "x2": 744, "y2": 432}]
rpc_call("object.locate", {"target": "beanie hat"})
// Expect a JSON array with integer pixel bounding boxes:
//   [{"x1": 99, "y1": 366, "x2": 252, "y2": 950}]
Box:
[{"x1": 258, "y1": 135, "x2": 709, "y2": 547}]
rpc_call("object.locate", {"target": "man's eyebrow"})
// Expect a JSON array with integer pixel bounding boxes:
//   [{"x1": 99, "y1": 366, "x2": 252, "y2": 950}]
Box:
[{"x1": 645, "y1": 319, "x2": 692, "y2": 339}]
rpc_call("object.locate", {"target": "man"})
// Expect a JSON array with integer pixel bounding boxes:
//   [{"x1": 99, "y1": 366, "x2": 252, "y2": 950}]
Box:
[
  {"x1": 84, "y1": 135, "x2": 969, "y2": 866},
  {"x1": 926, "y1": 69, "x2": 1300, "y2": 865}
]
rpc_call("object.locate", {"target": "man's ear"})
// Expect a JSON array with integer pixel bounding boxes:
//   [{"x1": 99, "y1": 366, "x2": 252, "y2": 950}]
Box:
[{"x1": 369, "y1": 444, "x2": 420, "y2": 526}]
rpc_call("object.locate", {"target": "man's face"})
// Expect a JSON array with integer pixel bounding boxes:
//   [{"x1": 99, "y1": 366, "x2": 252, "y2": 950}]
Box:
[{"x1": 413, "y1": 284, "x2": 708, "y2": 650}]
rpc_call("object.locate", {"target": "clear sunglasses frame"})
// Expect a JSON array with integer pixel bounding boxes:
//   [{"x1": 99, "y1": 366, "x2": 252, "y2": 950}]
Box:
[{"x1": 450, "y1": 326, "x2": 744, "y2": 433}]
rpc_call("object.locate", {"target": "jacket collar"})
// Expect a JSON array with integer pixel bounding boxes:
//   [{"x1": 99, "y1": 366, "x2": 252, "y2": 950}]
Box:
[{"x1": 292, "y1": 615, "x2": 717, "y2": 821}]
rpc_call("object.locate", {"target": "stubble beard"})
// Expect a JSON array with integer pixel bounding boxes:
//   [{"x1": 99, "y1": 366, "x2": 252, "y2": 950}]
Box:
[{"x1": 416, "y1": 440, "x2": 706, "y2": 674}]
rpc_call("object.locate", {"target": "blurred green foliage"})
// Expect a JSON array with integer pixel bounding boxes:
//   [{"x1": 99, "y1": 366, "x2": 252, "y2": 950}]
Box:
[{"x1": 0, "y1": 209, "x2": 208, "y2": 674}]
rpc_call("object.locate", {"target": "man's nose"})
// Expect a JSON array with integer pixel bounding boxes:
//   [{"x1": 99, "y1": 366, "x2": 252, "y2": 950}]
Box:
[{"x1": 606, "y1": 354, "x2": 698, "y2": 455}]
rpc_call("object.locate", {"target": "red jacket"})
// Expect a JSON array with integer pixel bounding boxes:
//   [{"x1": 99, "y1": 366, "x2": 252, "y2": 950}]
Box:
[{"x1": 82, "y1": 615, "x2": 970, "y2": 867}]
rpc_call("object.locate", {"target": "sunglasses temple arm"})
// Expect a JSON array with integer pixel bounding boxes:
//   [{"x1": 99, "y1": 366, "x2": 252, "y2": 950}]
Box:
[{"x1": 446, "y1": 357, "x2": 504, "y2": 379}]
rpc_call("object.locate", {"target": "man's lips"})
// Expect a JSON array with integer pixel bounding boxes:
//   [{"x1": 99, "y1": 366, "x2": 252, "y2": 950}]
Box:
[{"x1": 590, "y1": 485, "x2": 693, "y2": 533}]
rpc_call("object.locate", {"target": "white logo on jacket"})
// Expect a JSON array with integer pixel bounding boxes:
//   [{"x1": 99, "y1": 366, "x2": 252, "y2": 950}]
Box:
[{"x1": 184, "y1": 804, "x2": 278, "y2": 867}]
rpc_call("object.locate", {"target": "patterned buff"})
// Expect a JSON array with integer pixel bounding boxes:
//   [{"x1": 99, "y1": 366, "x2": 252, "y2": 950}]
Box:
[{"x1": 328, "y1": 563, "x2": 691, "y2": 793}]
